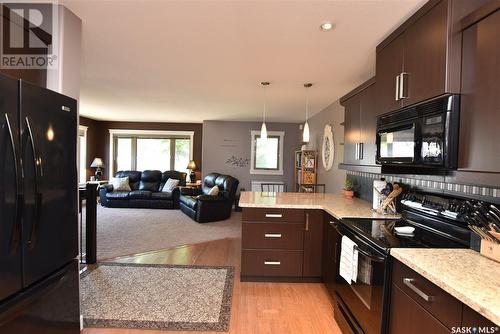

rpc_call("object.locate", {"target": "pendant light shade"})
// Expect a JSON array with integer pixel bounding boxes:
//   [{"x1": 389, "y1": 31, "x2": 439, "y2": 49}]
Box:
[
  {"x1": 303, "y1": 83, "x2": 312, "y2": 143},
  {"x1": 260, "y1": 82, "x2": 270, "y2": 140}
]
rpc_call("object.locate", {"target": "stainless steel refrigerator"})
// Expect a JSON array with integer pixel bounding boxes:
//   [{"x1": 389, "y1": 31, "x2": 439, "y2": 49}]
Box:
[{"x1": 0, "y1": 74, "x2": 80, "y2": 333}]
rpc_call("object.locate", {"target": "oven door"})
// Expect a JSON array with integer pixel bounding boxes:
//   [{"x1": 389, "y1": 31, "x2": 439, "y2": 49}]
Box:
[
  {"x1": 333, "y1": 223, "x2": 388, "y2": 334},
  {"x1": 376, "y1": 122, "x2": 417, "y2": 165}
]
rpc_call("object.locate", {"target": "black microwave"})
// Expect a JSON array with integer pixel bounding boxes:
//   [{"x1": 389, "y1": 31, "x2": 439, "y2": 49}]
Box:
[{"x1": 376, "y1": 94, "x2": 460, "y2": 174}]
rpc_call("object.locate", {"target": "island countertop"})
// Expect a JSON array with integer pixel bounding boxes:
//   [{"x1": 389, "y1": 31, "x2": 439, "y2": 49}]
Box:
[
  {"x1": 238, "y1": 191, "x2": 400, "y2": 220},
  {"x1": 391, "y1": 248, "x2": 500, "y2": 325}
]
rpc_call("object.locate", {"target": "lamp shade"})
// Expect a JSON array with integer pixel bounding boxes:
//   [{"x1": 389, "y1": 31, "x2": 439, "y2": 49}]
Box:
[
  {"x1": 90, "y1": 157, "x2": 104, "y2": 168},
  {"x1": 186, "y1": 160, "x2": 197, "y2": 170}
]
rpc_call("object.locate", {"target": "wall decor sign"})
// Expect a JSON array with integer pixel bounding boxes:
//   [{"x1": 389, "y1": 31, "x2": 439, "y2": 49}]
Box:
[
  {"x1": 226, "y1": 155, "x2": 250, "y2": 168},
  {"x1": 322, "y1": 124, "x2": 334, "y2": 171}
]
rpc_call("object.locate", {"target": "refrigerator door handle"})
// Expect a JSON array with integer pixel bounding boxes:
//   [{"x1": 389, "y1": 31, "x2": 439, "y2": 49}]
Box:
[
  {"x1": 24, "y1": 117, "x2": 43, "y2": 248},
  {"x1": 4, "y1": 113, "x2": 21, "y2": 253}
]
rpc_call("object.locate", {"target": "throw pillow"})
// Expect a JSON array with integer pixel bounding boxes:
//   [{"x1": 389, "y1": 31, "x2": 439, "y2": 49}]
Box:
[
  {"x1": 110, "y1": 176, "x2": 131, "y2": 191},
  {"x1": 162, "y1": 178, "x2": 180, "y2": 192},
  {"x1": 208, "y1": 185, "x2": 219, "y2": 196}
]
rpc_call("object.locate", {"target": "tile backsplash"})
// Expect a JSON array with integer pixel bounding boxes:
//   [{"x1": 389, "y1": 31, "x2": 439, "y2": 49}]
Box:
[{"x1": 347, "y1": 171, "x2": 500, "y2": 204}]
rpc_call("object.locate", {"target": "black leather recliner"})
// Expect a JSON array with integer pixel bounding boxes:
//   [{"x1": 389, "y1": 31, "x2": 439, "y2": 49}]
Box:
[
  {"x1": 100, "y1": 170, "x2": 187, "y2": 209},
  {"x1": 179, "y1": 173, "x2": 239, "y2": 223}
]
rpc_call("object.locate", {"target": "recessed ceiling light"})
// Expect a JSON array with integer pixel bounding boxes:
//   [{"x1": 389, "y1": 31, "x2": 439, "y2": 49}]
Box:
[{"x1": 320, "y1": 22, "x2": 334, "y2": 31}]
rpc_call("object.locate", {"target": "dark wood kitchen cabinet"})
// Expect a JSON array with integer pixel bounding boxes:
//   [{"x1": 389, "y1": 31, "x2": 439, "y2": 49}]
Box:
[
  {"x1": 241, "y1": 208, "x2": 324, "y2": 281},
  {"x1": 321, "y1": 217, "x2": 340, "y2": 299},
  {"x1": 389, "y1": 259, "x2": 497, "y2": 333},
  {"x1": 458, "y1": 7, "x2": 500, "y2": 174},
  {"x1": 340, "y1": 77, "x2": 378, "y2": 167}
]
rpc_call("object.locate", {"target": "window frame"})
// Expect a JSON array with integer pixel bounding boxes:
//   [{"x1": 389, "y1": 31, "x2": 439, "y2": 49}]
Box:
[
  {"x1": 250, "y1": 130, "x2": 284, "y2": 175},
  {"x1": 109, "y1": 129, "x2": 194, "y2": 178},
  {"x1": 78, "y1": 125, "x2": 88, "y2": 184}
]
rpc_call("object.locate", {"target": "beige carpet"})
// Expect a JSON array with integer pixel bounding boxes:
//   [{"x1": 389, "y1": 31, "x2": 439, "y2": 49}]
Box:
[
  {"x1": 81, "y1": 263, "x2": 234, "y2": 331},
  {"x1": 81, "y1": 206, "x2": 241, "y2": 260}
]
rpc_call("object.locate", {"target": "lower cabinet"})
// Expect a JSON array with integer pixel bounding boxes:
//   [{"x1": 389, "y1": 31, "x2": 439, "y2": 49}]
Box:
[
  {"x1": 389, "y1": 259, "x2": 496, "y2": 333},
  {"x1": 322, "y1": 216, "x2": 340, "y2": 298},
  {"x1": 241, "y1": 208, "x2": 323, "y2": 281}
]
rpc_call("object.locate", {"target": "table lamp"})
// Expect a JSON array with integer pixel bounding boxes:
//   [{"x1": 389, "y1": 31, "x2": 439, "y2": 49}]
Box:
[
  {"x1": 90, "y1": 158, "x2": 104, "y2": 181},
  {"x1": 186, "y1": 160, "x2": 197, "y2": 183}
]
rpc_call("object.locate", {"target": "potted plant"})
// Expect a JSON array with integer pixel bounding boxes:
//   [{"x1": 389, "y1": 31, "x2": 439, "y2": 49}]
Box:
[{"x1": 343, "y1": 179, "x2": 354, "y2": 198}]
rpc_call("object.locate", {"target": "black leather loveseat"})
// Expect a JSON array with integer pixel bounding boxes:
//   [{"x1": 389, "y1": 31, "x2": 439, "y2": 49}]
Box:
[
  {"x1": 179, "y1": 173, "x2": 239, "y2": 223},
  {"x1": 100, "y1": 170, "x2": 186, "y2": 209}
]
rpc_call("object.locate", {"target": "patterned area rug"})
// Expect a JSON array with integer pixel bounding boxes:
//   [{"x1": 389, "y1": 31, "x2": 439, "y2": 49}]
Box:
[{"x1": 80, "y1": 263, "x2": 234, "y2": 331}]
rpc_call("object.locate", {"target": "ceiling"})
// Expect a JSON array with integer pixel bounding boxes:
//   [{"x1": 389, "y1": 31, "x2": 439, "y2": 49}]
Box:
[{"x1": 62, "y1": 0, "x2": 426, "y2": 123}]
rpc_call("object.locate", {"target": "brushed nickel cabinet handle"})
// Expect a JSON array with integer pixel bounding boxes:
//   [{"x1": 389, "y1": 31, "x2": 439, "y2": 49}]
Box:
[
  {"x1": 265, "y1": 213, "x2": 282, "y2": 218},
  {"x1": 395, "y1": 74, "x2": 400, "y2": 101},
  {"x1": 403, "y1": 278, "x2": 434, "y2": 302},
  {"x1": 399, "y1": 72, "x2": 408, "y2": 99},
  {"x1": 305, "y1": 213, "x2": 309, "y2": 231},
  {"x1": 264, "y1": 233, "x2": 282, "y2": 238},
  {"x1": 264, "y1": 261, "x2": 281, "y2": 265}
]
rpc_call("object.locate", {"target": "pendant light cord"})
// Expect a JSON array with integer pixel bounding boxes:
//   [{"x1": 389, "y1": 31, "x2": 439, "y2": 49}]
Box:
[{"x1": 304, "y1": 83, "x2": 312, "y2": 122}]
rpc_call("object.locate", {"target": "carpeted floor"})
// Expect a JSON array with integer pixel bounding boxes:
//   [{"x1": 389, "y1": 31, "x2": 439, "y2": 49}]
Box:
[
  {"x1": 81, "y1": 263, "x2": 234, "y2": 331},
  {"x1": 81, "y1": 205, "x2": 241, "y2": 260}
]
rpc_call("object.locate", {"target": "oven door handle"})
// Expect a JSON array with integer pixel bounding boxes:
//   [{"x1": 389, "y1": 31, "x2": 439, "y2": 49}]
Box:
[{"x1": 330, "y1": 221, "x2": 386, "y2": 263}]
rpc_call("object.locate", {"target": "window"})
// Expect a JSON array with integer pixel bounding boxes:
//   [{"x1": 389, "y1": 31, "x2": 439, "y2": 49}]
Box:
[
  {"x1": 109, "y1": 130, "x2": 194, "y2": 176},
  {"x1": 250, "y1": 130, "x2": 284, "y2": 175},
  {"x1": 78, "y1": 126, "x2": 88, "y2": 184}
]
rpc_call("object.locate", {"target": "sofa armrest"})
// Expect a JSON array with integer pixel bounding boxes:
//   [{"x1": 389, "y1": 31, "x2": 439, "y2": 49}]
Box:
[
  {"x1": 196, "y1": 195, "x2": 226, "y2": 202},
  {"x1": 180, "y1": 187, "x2": 201, "y2": 196}
]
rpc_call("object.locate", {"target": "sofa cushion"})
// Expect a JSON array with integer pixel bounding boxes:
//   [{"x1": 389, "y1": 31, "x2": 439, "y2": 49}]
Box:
[
  {"x1": 208, "y1": 185, "x2": 219, "y2": 196},
  {"x1": 110, "y1": 176, "x2": 131, "y2": 191},
  {"x1": 139, "y1": 170, "x2": 162, "y2": 191},
  {"x1": 151, "y1": 192, "x2": 173, "y2": 200},
  {"x1": 161, "y1": 171, "x2": 187, "y2": 188},
  {"x1": 201, "y1": 173, "x2": 220, "y2": 195},
  {"x1": 129, "y1": 190, "x2": 152, "y2": 199},
  {"x1": 115, "y1": 171, "x2": 142, "y2": 190},
  {"x1": 162, "y1": 178, "x2": 179, "y2": 192},
  {"x1": 180, "y1": 195, "x2": 198, "y2": 209},
  {"x1": 106, "y1": 191, "x2": 130, "y2": 200}
]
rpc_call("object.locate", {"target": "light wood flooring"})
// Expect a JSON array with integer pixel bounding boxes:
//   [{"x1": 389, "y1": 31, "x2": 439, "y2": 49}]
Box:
[{"x1": 82, "y1": 237, "x2": 342, "y2": 334}]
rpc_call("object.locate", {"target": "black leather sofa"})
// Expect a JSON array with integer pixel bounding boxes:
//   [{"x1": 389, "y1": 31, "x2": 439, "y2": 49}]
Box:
[
  {"x1": 100, "y1": 170, "x2": 186, "y2": 209},
  {"x1": 179, "y1": 173, "x2": 239, "y2": 223}
]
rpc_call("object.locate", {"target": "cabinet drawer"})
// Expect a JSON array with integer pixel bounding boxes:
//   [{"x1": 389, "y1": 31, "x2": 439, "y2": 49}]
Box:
[
  {"x1": 241, "y1": 249, "x2": 303, "y2": 277},
  {"x1": 242, "y1": 222, "x2": 304, "y2": 250},
  {"x1": 392, "y1": 260, "x2": 462, "y2": 329},
  {"x1": 242, "y1": 208, "x2": 304, "y2": 223}
]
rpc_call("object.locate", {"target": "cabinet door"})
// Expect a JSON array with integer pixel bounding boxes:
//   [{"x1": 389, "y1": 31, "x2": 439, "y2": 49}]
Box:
[
  {"x1": 403, "y1": 0, "x2": 448, "y2": 106},
  {"x1": 458, "y1": 10, "x2": 500, "y2": 173},
  {"x1": 322, "y1": 220, "x2": 340, "y2": 298},
  {"x1": 303, "y1": 210, "x2": 324, "y2": 277},
  {"x1": 375, "y1": 36, "x2": 404, "y2": 114},
  {"x1": 359, "y1": 83, "x2": 378, "y2": 165},
  {"x1": 389, "y1": 284, "x2": 450, "y2": 334},
  {"x1": 343, "y1": 95, "x2": 361, "y2": 165}
]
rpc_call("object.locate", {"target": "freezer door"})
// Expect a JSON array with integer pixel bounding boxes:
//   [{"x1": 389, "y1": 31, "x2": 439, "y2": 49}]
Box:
[
  {"x1": 0, "y1": 74, "x2": 22, "y2": 301},
  {"x1": 0, "y1": 260, "x2": 80, "y2": 334},
  {"x1": 20, "y1": 81, "x2": 78, "y2": 286}
]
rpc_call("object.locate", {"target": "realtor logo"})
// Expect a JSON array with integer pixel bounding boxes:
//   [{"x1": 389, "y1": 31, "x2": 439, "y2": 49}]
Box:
[{"x1": 1, "y1": 1, "x2": 59, "y2": 69}]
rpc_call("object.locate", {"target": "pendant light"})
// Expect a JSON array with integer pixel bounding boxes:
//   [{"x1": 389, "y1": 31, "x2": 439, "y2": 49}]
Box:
[
  {"x1": 303, "y1": 83, "x2": 312, "y2": 143},
  {"x1": 260, "y1": 82, "x2": 270, "y2": 140}
]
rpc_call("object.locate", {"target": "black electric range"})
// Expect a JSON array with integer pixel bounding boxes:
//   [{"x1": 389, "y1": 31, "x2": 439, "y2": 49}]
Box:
[{"x1": 332, "y1": 191, "x2": 473, "y2": 334}]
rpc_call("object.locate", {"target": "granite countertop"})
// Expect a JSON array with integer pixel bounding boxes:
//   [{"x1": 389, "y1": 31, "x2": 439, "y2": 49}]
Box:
[
  {"x1": 238, "y1": 191, "x2": 400, "y2": 220},
  {"x1": 391, "y1": 248, "x2": 500, "y2": 325}
]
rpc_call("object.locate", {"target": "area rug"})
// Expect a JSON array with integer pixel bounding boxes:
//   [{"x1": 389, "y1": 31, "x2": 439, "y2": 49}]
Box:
[
  {"x1": 80, "y1": 263, "x2": 234, "y2": 331},
  {"x1": 81, "y1": 206, "x2": 241, "y2": 260}
]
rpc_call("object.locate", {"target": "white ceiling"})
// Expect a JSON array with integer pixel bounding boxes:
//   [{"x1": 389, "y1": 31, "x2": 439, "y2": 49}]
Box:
[{"x1": 62, "y1": 0, "x2": 426, "y2": 123}]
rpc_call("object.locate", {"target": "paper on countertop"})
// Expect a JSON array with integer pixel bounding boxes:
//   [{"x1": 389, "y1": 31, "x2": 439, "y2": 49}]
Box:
[{"x1": 339, "y1": 235, "x2": 358, "y2": 284}]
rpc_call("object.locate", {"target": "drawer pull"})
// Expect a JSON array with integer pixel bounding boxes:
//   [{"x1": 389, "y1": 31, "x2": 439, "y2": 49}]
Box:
[
  {"x1": 264, "y1": 233, "x2": 282, "y2": 238},
  {"x1": 265, "y1": 213, "x2": 283, "y2": 218},
  {"x1": 264, "y1": 261, "x2": 281, "y2": 265},
  {"x1": 403, "y1": 278, "x2": 434, "y2": 302}
]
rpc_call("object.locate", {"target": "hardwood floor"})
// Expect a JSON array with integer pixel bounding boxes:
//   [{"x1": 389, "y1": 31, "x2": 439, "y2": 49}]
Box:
[{"x1": 83, "y1": 237, "x2": 342, "y2": 334}]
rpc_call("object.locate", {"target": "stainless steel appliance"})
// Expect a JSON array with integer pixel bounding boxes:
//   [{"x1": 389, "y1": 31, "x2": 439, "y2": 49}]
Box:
[
  {"x1": 0, "y1": 74, "x2": 80, "y2": 333},
  {"x1": 331, "y1": 191, "x2": 473, "y2": 334},
  {"x1": 376, "y1": 95, "x2": 460, "y2": 174}
]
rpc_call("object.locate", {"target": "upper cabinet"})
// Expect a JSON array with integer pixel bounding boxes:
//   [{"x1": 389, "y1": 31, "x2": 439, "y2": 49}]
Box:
[
  {"x1": 376, "y1": 0, "x2": 462, "y2": 115},
  {"x1": 340, "y1": 78, "x2": 377, "y2": 167},
  {"x1": 458, "y1": 6, "x2": 500, "y2": 173}
]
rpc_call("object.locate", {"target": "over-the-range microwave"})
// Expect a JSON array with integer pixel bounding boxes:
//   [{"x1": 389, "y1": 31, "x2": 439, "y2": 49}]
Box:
[{"x1": 376, "y1": 94, "x2": 460, "y2": 174}]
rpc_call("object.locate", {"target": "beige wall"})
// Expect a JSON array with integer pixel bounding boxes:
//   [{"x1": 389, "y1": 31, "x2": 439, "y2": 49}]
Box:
[{"x1": 304, "y1": 100, "x2": 346, "y2": 194}]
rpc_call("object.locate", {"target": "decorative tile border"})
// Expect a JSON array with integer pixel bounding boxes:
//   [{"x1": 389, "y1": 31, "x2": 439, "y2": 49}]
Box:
[{"x1": 346, "y1": 170, "x2": 500, "y2": 200}]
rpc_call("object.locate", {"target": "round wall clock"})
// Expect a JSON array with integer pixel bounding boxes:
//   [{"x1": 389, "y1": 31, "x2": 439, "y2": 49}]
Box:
[{"x1": 322, "y1": 124, "x2": 334, "y2": 171}]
